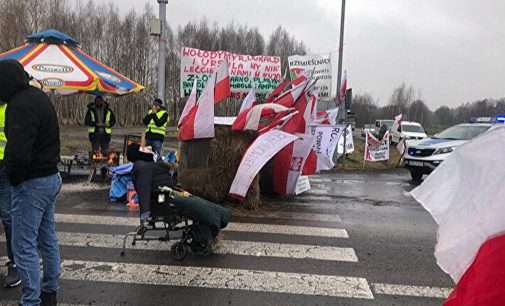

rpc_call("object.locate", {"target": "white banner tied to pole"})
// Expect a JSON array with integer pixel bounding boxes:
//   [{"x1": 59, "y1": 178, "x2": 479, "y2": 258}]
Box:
[
  {"x1": 229, "y1": 130, "x2": 299, "y2": 199},
  {"x1": 364, "y1": 131, "x2": 390, "y2": 162},
  {"x1": 180, "y1": 47, "x2": 282, "y2": 98},
  {"x1": 288, "y1": 52, "x2": 338, "y2": 100},
  {"x1": 309, "y1": 124, "x2": 345, "y2": 171},
  {"x1": 338, "y1": 125, "x2": 354, "y2": 154}
]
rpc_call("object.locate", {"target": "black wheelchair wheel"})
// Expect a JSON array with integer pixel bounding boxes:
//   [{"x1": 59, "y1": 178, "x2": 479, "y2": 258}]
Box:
[{"x1": 171, "y1": 242, "x2": 189, "y2": 261}]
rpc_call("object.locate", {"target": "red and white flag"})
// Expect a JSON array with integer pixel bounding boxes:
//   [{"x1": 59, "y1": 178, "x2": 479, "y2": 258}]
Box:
[
  {"x1": 273, "y1": 77, "x2": 309, "y2": 107},
  {"x1": 272, "y1": 91, "x2": 317, "y2": 194},
  {"x1": 238, "y1": 87, "x2": 257, "y2": 114},
  {"x1": 264, "y1": 76, "x2": 290, "y2": 103},
  {"x1": 214, "y1": 60, "x2": 231, "y2": 104},
  {"x1": 337, "y1": 70, "x2": 347, "y2": 106},
  {"x1": 273, "y1": 133, "x2": 314, "y2": 195},
  {"x1": 411, "y1": 126, "x2": 505, "y2": 306},
  {"x1": 178, "y1": 79, "x2": 197, "y2": 128},
  {"x1": 178, "y1": 73, "x2": 216, "y2": 141},
  {"x1": 315, "y1": 108, "x2": 339, "y2": 125},
  {"x1": 232, "y1": 103, "x2": 293, "y2": 132},
  {"x1": 229, "y1": 130, "x2": 299, "y2": 200}
]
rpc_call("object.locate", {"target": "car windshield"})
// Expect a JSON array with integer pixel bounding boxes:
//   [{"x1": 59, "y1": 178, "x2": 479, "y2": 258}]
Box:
[
  {"x1": 402, "y1": 124, "x2": 424, "y2": 133},
  {"x1": 434, "y1": 125, "x2": 490, "y2": 140}
]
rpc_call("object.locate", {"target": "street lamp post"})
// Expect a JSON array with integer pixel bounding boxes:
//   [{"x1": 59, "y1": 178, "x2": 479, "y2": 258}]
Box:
[
  {"x1": 157, "y1": 0, "x2": 168, "y2": 104},
  {"x1": 336, "y1": 0, "x2": 346, "y2": 123}
]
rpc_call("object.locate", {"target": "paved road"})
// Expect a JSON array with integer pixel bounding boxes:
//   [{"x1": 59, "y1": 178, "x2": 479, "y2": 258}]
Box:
[{"x1": 0, "y1": 169, "x2": 452, "y2": 305}]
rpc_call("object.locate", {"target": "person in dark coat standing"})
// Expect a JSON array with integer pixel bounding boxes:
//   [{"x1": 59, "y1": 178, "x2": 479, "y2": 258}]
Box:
[
  {"x1": 0, "y1": 60, "x2": 61, "y2": 306},
  {"x1": 143, "y1": 98, "x2": 168, "y2": 158},
  {"x1": 85, "y1": 96, "x2": 116, "y2": 155}
]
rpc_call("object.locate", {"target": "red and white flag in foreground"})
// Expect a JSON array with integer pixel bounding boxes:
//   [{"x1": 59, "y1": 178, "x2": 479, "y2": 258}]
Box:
[
  {"x1": 178, "y1": 79, "x2": 197, "y2": 128},
  {"x1": 214, "y1": 59, "x2": 231, "y2": 104},
  {"x1": 273, "y1": 77, "x2": 309, "y2": 107},
  {"x1": 411, "y1": 126, "x2": 505, "y2": 306},
  {"x1": 315, "y1": 108, "x2": 339, "y2": 125},
  {"x1": 229, "y1": 130, "x2": 299, "y2": 200},
  {"x1": 178, "y1": 72, "x2": 216, "y2": 141},
  {"x1": 264, "y1": 77, "x2": 290, "y2": 103}
]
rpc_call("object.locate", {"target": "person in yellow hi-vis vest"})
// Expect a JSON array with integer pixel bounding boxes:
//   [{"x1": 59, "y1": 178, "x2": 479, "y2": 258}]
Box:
[
  {"x1": 0, "y1": 102, "x2": 21, "y2": 288},
  {"x1": 142, "y1": 98, "x2": 168, "y2": 159},
  {"x1": 84, "y1": 96, "x2": 116, "y2": 155}
]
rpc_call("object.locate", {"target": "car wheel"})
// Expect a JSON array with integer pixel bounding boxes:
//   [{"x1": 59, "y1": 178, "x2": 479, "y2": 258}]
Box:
[{"x1": 410, "y1": 169, "x2": 423, "y2": 182}]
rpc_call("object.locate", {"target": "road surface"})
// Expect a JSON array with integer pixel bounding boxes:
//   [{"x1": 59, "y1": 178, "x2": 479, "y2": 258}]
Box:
[{"x1": 0, "y1": 169, "x2": 452, "y2": 305}]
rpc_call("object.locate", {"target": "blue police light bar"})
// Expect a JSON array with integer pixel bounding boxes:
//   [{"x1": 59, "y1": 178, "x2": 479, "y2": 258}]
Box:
[{"x1": 496, "y1": 115, "x2": 505, "y2": 123}]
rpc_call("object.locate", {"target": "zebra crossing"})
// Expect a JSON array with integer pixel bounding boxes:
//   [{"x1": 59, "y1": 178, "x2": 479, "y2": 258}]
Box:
[{"x1": 0, "y1": 177, "x2": 452, "y2": 305}]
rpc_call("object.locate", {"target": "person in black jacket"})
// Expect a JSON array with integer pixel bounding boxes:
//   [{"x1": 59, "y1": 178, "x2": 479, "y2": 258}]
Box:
[
  {"x1": 0, "y1": 60, "x2": 61, "y2": 306},
  {"x1": 84, "y1": 96, "x2": 116, "y2": 155}
]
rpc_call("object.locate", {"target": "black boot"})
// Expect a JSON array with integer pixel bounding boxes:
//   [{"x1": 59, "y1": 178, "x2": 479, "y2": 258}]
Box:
[
  {"x1": 40, "y1": 291, "x2": 57, "y2": 306},
  {"x1": 4, "y1": 262, "x2": 21, "y2": 288}
]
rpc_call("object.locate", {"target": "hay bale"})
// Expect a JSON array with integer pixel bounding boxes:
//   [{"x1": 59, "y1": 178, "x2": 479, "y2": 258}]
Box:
[{"x1": 178, "y1": 125, "x2": 261, "y2": 209}]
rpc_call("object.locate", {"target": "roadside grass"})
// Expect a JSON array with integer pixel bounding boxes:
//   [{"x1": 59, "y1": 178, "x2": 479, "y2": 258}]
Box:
[{"x1": 335, "y1": 137, "x2": 402, "y2": 170}]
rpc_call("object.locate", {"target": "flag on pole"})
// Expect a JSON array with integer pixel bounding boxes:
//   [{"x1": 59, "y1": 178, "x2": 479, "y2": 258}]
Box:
[
  {"x1": 337, "y1": 70, "x2": 347, "y2": 106},
  {"x1": 178, "y1": 72, "x2": 216, "y2": 141},
  {"x1": 214, "y1": 59, "x2": 231, "y2": 104},
  {"x1": 178, "y1": 79, "x2": 197, "y2": 128},
  {"x1": 232, "y1": 103, "x2": 293, "y2": 132},
  {"x1": 272, "y1": 77, "x2": 309, "y2": 107},
  {"x1": 238, "y1": 87, "x2": 257, "y2": 114},
  {"x1": 315, "y1": 108, "x2": 339, "y2": 125},
  {"x1": 229, "y1": 130, "x2": 299, "y2": 200},
  {"x1": 264, "y1": 75, "x2": 290, "y2": 103},
  {"x1": 411, "y1": 126, "x2": 505, "y2": 306}
]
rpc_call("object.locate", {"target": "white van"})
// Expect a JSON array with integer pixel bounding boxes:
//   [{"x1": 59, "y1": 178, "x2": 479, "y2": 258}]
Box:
[{"x1": 391, "y1": 121, "x2": 428, "y2": 144}]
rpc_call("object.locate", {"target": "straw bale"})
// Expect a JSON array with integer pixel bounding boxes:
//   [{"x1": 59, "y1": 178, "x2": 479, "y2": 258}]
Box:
[{"x1": 178, "y1": 125, "x2": 261, "y2": 209}]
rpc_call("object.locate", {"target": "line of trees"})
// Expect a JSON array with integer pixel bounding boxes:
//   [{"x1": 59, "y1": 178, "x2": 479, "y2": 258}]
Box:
[
  {"x1": 0, "y1": 0, "x2": 306, "y2": 126},
  {"x1": 351, "y1": 83, "x2": 505, "y2": 132}
]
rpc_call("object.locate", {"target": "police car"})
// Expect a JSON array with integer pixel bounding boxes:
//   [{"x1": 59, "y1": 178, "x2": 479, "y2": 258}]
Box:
[{"x1": 404, "y1": 121, "x2": 495, "y2": 181}]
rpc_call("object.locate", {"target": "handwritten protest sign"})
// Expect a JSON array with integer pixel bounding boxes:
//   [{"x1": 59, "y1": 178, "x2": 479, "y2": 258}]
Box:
[
  {"x1": 180, "y1": 47, "x2": 282, "y2": 99},
  {"x1": 288, "y1": 52, "x2": 338, "y2": 100}
]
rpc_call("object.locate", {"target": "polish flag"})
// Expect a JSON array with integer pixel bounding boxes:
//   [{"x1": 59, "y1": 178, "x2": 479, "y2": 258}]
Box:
[
  {"x1": 238, "y1": 87, "x2": 257, "y2": 114},
  {"x1": 232, "y1": 103, "x2": 292, "y2": 132},
  {"x1": 315, "y1": 108, "x2": 339, "y2": 125},
  {"x1": 273, "y1": 77, "x2": 310, "y2": 107},
  {"x1": 337, "y1": 70, "x2": 347, "y2": 106},
  {"x1": 272, "y1": 92, "x2": 316, "y2": 194},
  {"x1": 265, "y1": 77, "x2": 290, "y2": 103},
  {"x1": 178, "y1": 73, "x2": 215, "y2": 141},
  {"x1": 178, "y1": 80, "x2": 197, "y2": 128},
  {"x1": 411, "y1": 126, "x2": 505, "y2": 306},
  {"x1": 214, "y1": 60, "x2": 231, "y2": 104}
]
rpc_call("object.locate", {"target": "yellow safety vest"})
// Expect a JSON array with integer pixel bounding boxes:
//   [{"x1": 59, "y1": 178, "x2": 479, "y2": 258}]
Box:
[
  {"x1": 88, "y1": 109, "x2": 112, "y2": 134},
  {"x1": 0, "y1": 104, "x2": 6, "y2": 161},
  {"x1": 146, "y1": 110, "x2": 168, "y2": 136}
]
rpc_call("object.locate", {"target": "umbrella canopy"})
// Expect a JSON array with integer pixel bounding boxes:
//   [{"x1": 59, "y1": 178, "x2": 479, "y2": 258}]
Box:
[{"x1": 0, "y1": 29, "x2": 144, "y2": 96}]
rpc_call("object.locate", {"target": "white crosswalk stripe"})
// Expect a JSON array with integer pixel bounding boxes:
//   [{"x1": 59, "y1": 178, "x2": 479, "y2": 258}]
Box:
[
  {"x1": 54, "y1": 213, "x2": 346, "y2": 237},
  {"x1": 59, "y1": 259, "x2": 374, "y2": 299},
  {"x1": 372, "y1": 283, "x2": 452, "y2": 298},
  {"x1": 0, "y1": 232, "x2": 358, "y2": 262}
]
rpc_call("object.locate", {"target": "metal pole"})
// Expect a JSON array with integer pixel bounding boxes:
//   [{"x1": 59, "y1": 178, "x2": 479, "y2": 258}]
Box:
[
  {"x1": 335, "y1": 0, "x2": 346, "y2": 122},
  {"x1": 157, "y1": 0, "x2": 168, "y2": 104}
]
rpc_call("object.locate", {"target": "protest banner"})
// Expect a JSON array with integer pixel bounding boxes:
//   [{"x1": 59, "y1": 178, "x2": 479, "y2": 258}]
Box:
[
  {"x1": 288, "y1": 52, "x2": 338, "y2": 100},
  {"x1": 229, "y1": 130, "x2": 298, "y2": 199},
  {"x1": 338, "y1": 125, "x2": 354, "y2": 154},
  {"x1": 180, "y1": 47, "x2": 282, "y2": 98},
  {"x1": 295, "y1": 176, "x2": 311, "y2": 195},
  {"x1": 309, "y1": 124, "x2": 345, "y2": 171},
  {"x1": 364, "y1": 131, "x2": 390, "y2": 162}
]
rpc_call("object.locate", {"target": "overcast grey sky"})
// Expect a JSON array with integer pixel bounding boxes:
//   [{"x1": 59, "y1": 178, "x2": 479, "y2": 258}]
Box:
[{"x1": 108, "y1": 0, "x2": 504, "y2": 108}]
